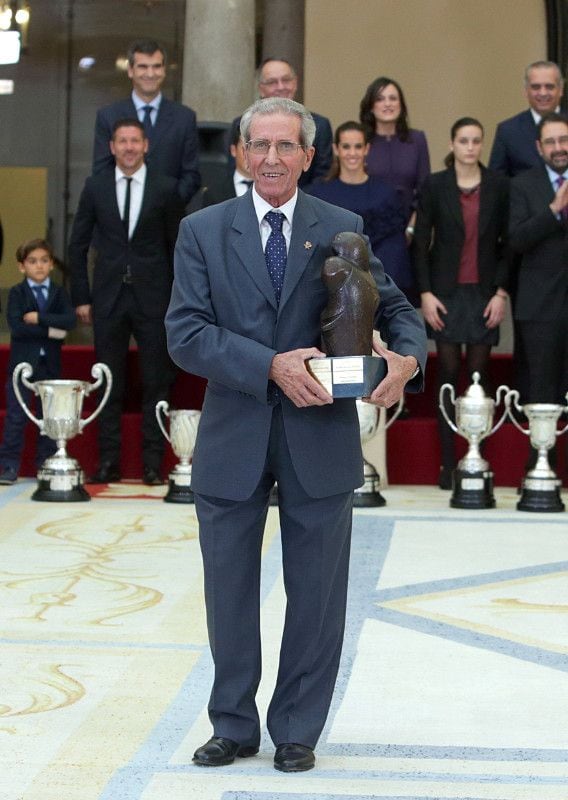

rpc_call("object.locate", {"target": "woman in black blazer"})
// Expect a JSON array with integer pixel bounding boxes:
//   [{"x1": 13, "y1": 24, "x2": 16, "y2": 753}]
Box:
[{"x1": 414, "y1": 117, "x2": 510, "y2": 488}]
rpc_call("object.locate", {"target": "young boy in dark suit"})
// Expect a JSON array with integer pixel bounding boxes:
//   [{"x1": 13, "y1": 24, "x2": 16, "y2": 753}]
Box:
[{"x1": 0, "y1": 239, "x2": 76, "y2": 484}]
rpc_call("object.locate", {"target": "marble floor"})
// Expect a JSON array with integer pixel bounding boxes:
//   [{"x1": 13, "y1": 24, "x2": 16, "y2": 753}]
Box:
[{"x1": 0, "y1": 480, "x2": 566, "y2": 800}]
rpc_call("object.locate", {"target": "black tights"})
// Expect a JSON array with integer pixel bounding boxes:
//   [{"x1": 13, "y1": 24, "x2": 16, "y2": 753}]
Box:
[{"x1": 437, "y1": 342, "x2": 492, "y2": 469}]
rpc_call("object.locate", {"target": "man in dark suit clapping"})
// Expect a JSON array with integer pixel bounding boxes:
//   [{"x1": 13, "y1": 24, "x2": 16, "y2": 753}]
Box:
[
  {"x1": 509, "y1": 112, "x2": 568, "y2": 408},
  {"x1": 70, "y1": 119, "x2": 185, "y2": 485},
  {"x1": 92, "y1": 39, "x2": 200, "y2": 204}
]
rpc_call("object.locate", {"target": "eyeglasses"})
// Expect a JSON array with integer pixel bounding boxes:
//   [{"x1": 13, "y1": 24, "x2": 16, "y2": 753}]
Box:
[
  {"x1": 246, "y1": 140, "x2": 305, "y2": 156},
  {"x1": 259, "y1": 76, "x2": 295, "y2": 87}
]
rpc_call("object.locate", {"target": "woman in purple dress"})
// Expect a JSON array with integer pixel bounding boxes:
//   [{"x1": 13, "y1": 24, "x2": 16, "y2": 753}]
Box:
[
  {"x1": 308, "y1": 121, "x2": 415, "y2": 303},
  {"x1": 359, "y1": 76, "x2": 430, "y2": 238}
]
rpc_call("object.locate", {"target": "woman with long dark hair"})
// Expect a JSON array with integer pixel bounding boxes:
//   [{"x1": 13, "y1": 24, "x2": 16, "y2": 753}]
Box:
[
  {"x1": 308, "y1": 121, "x2": 413, "y2": 301},
  {"x1": 359, "y1": 76, "x2": 430, "y2": 236},
  {"x1": 413, "y1": 117, "x2": 510, "y2": 489}
]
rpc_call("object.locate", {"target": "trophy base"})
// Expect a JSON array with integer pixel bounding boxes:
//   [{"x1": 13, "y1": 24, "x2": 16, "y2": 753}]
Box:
[
  {"x1": 517, "y1": 476, "x2": 565, "y2": 512},
  {"x1": 164, "y1": 472, "x2": 195, "y2": 504},
  {"x1": 307, "y1": 355, "x2": 386, "y2": 398},
  {"x1": 32, "y1": 475, "x2": 90, "y2": 503},
  {"x1": 353, "y1": 465, "x2": 386, "y2": 507},
  {"x1": 32, "y1": 457, "x2": 90, "y2": 503},
  {"x1": 450, "y1": 469, "x2": 495, "y2": 509}
]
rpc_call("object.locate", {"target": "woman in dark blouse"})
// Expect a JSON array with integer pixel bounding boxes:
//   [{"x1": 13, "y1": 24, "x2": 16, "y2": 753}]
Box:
[
  {"x1": 414, "y1": 117, "x2": 510, "y2": 488},
  {"x1": 308, "y1": 121, "x2": 415, "y2": 303}
]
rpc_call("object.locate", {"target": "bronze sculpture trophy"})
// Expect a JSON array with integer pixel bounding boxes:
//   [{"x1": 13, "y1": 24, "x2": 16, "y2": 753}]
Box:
[{"x1": 307, "y1": 232, "x2": 386, "y2": 397}]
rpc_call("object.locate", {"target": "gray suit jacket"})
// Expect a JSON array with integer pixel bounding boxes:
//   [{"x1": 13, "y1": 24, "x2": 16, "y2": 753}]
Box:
[{"x1": 166, "y1": 190, "x2": 426, "y2": 501}]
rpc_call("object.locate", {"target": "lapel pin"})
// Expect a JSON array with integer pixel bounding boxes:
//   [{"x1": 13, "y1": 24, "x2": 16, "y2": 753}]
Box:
[{"x1": 304, "y1": 241, "x2": 313, "y2": 249}]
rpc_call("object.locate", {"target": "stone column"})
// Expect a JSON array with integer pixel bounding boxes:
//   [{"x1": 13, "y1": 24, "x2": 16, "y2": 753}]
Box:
[
  {"x1": 182, "y1": 0, "x2": 255, "y2": 121},
  {"x1": 262, "y1": 0, "x2": 305, "y2": 100}
]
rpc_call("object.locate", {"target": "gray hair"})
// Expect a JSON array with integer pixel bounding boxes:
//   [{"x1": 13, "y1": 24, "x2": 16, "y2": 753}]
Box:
[
  {"x1": 240, "y1": 97, "x2": 316, "y2": 148},
  {"x1": 524, "y1": 60, "x2": 563, "y2": 86}
]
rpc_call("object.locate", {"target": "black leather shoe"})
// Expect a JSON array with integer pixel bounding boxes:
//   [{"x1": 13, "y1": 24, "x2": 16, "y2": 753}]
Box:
[
  {"x1": 88, "y1": 462, "x2": 121, "y2": 484},
  {"x1": 274, "y1": 743, "x2": 315, "y2": 772},
  {"x1": 143, "y1": 467, "x2": 164, "y2": 486},
  {"x1": 193, "y1": 736, "x2": 258, "y2": 767}
]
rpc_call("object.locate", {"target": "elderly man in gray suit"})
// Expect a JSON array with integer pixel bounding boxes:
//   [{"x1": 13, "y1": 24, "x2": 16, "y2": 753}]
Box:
[{"x1": 166, "y1": 97, "x2": 427, "y2": 773}]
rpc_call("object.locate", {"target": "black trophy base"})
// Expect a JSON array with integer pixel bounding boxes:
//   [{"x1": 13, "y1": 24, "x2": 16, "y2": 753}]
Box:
[
  {"x1": 354, "y1": 468, "x2": 387, "y2": 507},
  {"x1": 164, "y1": 478, "x2": 195, "y2": 504},
  {"x1": 450, "y1": 469, "x2": 495, "y2": 509},
  {"x1": 32, "y1": 477, "x2": 90, "y2": 503},
  {"x1": 353, "y1": 489, "x2": 386, "y2": 507},
  {"x1": 517, "y1": 483, "x2": 565, "y2": 513},
  {"x1": 307, "y1": 355, "x2": 387, "y2": 398}
]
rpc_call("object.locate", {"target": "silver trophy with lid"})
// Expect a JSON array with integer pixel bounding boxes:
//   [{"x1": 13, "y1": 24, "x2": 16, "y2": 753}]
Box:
[{"x1": 439, "y1": 372, "x2": 510, "y2": 508}]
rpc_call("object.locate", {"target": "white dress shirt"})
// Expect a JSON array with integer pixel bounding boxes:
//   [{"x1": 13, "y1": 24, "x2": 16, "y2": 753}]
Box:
[
  {"x1": 115, "y1": 163, "x2": 146, "y2": 239},
  {"x1": 251, "y1": 187, "x2": 298, "y2": 251},
  {"x1": 233, "y1": 169, "x2": 253, "y2": 197}
]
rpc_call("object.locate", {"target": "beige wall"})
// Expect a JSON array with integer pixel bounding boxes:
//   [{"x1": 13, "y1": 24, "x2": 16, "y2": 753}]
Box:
[
  {"x1": 305, "y1": 0, "x2": 546, "y2": 170},
  {"x1": 0, "y1": 167, "x2": 47, "y2": 286}
]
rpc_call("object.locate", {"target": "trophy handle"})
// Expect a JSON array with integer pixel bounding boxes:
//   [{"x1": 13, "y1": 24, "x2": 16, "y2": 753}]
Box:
[
  {"x1": 12, "y1": 362, "x2": 43, "y2": 430},
  {"x1": 505, "y1": 389, "x2": 530, "y2": 435},
  {"x1": 438, "y1": 383, "x2": 458, "y2": 433},
  {"x1": 384, "y1": 396, "x2": 404, "y2": 430},
  {"x1": 80, "y1": 363, "x2": 113, "y2": 430},
  {"x1": 489, "y1": 384, "x2": 512, "y2": 435},
  {"x1": 155, "y1": 400, "x2": 171, "y2": 443},
  {"x1": 557, "y1": 395, "x2": 568, "y2": 437}
]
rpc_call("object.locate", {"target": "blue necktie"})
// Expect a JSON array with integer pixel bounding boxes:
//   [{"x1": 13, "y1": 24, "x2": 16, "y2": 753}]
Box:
[
  {"x1": 32, "y1": 284, "x2": 47, "y2": 311},
  {"x1": 142, "y1": 104, "x2": 153, "y2": 139},
  {"x1": 264, "y1": 211, "x2": 287, "y2": 305}
]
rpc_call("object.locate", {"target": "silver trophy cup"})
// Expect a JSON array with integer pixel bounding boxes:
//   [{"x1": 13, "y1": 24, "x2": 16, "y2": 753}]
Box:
[
  {"x1": 439, "y1": 372, "x2": 509, "y2": 509},
  {"x1": 505, "y1": 391, "x2": 568, "y2": 512},
  {"x1": 353, "y1": 397, "x2": 403, "y2": 507},
  {"x1": 13, "y1": 361, "x2": 112, "y2": 502},
  {"x1": 155, "y1": 402, "x2": 201, "y2": 503}
]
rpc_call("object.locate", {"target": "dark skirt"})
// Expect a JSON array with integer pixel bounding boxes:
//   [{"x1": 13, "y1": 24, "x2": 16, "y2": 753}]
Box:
[{"x1": 427, "y1": 284, "x2": 499, "y2": 346}]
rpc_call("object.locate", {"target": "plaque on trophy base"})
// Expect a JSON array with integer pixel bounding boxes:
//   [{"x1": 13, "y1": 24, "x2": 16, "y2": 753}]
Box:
[
  {"x1": 13, "y1": 361, "x2": 112, "y2": 502},
  {"x1": 450, "y1": 468, "x2": 495, "y2": 510},
  {"x1": 517, "y1": 477, "x2": 564, "y2": 513},
  {"x1": 307, "y1": 355, "x2": 386, "y2": 399},
  {"x1": 34, "y1": 455, "x2": 91, "y2": 502}
]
